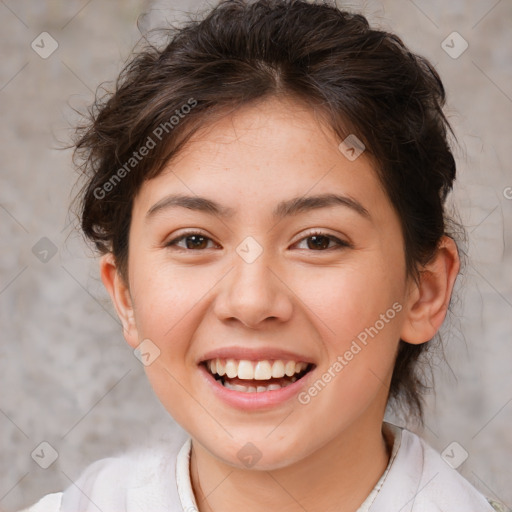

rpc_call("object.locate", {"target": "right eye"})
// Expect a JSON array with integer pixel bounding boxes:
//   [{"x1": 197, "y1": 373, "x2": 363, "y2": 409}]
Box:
[{"x1": 165, "y1": 231, "x2": 219, "y2": 251}]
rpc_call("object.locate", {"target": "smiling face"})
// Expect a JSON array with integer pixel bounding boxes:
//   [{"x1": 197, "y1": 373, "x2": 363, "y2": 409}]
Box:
[{"x1": 101, "y1": 96, "x2": 425, "y2": 469}]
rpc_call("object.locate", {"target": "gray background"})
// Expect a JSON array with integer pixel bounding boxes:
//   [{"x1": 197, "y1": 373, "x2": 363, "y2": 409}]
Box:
[{"x1": 0, "y1": 0, "x2": 511, "y2": 510}]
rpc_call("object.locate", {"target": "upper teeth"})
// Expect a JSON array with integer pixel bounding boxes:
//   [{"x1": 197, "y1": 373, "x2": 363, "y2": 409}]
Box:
[{"x1": 207, "y1": 359, "x2": 308, "y2": 380}]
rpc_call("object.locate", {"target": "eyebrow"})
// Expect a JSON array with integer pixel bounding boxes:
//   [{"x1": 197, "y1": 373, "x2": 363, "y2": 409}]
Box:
[{"x1": 145, "y1": 192, "x2": 371, "y2": 222}]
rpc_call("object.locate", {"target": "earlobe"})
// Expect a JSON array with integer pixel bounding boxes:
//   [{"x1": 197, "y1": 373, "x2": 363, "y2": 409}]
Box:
[
  {"x1": 400, "y1": 236, "x2": 460, "y2": 345},
  {"x1": 99, "y1": 253, "x2": 139, "y2": 348}
]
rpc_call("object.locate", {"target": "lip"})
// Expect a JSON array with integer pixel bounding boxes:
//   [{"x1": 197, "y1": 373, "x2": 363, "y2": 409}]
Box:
[
  {"x1": 198, "y1": 361, "x2": 316, "y2": 410},
  {"x1": 198, "y1": 346, "x2": 316, "y2": 365}
]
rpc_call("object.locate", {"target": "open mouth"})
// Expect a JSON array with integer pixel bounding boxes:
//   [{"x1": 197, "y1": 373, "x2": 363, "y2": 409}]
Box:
[{"x1": 201, "y1": 358, "x2": 315, "y2": 393}]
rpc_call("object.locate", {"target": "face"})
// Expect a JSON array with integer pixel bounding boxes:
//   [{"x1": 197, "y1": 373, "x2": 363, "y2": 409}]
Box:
[{"x1": 104, "y1": 96, "x2": 423, "y2": 470}]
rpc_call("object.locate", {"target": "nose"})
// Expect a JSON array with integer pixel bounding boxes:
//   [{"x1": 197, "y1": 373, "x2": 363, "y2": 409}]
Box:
[{"x1": 213, "y1": 248, "x2": 294, "y2": 329}]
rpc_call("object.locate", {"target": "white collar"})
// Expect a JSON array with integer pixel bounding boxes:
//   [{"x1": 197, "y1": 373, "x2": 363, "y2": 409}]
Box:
[
  {"x1": 175, "y1": 421, "x2": 494, "y2": 511},
  {"x1": 176, "y1": 437, "x2": 199, "y2": 512}
]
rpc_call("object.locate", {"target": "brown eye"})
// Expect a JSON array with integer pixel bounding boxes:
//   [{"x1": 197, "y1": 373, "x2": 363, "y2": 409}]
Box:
[
  {"x1": 294, "y1": 232, "x2": 351, "y2": 251},
  {"x1": 166, "y1": 232, "x2": 216, "y2": 250},
  {"x1": 306, "y1": 235, "x2": 331, "y2": 250}
]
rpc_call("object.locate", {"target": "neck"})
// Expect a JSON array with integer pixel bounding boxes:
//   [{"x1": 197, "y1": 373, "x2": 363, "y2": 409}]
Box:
[{"x1": 189, "y1": 419, "x2": 392, "y2": 512}]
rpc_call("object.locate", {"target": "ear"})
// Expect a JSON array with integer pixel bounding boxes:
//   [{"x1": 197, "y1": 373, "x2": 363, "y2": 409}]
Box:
[
  {"x1": 99, "y1": 253, "x2": 139, "y2": 349},
  {"x1": 400, "y1": 236, "x2": 460, "y2": 345}
]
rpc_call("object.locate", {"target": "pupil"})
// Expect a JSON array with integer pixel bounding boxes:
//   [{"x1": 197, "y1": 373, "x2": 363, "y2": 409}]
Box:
[
  {"x1": 186, "y1": 235, "x2": 207, "y2": 249},
  {"x1": 308, "y1": 235, "x2": 329, "y2": 250}
]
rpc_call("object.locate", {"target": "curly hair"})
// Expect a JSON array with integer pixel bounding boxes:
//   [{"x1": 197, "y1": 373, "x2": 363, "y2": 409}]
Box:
[{"x1": 72, "y1": 0, "x2": 464, "y2": 424}]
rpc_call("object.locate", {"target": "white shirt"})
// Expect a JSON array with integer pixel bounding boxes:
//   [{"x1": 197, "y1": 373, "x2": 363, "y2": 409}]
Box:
[{"x1": 20, "y1": 422, "x2": 504, "y2": 512}]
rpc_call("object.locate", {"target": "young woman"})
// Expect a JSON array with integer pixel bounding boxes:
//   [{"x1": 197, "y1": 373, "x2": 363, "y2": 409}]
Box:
[{"x1": 21, "y1": 0, "x2": 508, "y2": 510}]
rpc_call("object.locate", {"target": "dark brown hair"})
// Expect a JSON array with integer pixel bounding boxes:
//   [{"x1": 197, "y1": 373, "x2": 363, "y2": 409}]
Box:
[{"x1": 73, "y1": 0, "x2": 463, "y2": 424}]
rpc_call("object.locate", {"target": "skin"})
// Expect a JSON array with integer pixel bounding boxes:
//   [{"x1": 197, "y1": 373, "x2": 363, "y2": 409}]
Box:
[{"x1": 100, "y1": 96, "x2": 460, "y2": 512}]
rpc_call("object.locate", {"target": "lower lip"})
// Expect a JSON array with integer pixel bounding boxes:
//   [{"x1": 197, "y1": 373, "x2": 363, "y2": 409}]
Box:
[{"x1": 198, "y1": 363, "x2": 315, "y2": 410}]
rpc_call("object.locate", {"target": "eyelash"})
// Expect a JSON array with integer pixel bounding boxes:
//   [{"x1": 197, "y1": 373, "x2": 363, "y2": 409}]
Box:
[{"x1": 165, "y1": 230, "x2": 351, "y2": 252}]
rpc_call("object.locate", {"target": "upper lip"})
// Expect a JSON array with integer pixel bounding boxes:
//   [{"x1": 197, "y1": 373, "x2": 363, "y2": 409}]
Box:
[{"x1": 198, "y1": 347, "x2": 316, "y2": 365}]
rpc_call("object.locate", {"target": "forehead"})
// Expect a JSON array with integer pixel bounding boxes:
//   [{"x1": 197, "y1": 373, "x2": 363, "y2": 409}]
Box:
[
  {"x1": 171, "y1": 97, "x2": 345, "y2": 169},
  {"x1": 131, "y1": 97, "x2": 390, "y2": 224}
]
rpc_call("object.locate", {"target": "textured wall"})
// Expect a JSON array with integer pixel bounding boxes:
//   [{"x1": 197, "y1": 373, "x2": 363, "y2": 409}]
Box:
[{"x1": 0, "y1": 0, "x2": 510, "y2": 510}]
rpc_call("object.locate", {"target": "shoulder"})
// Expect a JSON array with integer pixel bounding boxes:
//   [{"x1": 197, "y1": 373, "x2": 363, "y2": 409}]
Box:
[
  {"x1": 412, "y1": 430, "x2": 509, "y2": 511},
  {"x1": 17, "y1": 492, "x2": 62, "y2": 512},
  {"x1": 19, "y1": 434, "x2": 189, "y2": 512},
  {"x1": 16, "y1": 453, "x2": 133, "y2": 512},
  {"x1": 374, "y1": 423, "x2": 506, "y2": 511}
]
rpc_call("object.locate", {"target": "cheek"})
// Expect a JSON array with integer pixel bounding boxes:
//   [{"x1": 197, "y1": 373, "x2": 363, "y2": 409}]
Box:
[
  {"x1": 128, "y1": 259, "x2": 229, "y2": 377},
  {"x1": 301, "y1": 268, "x2": 402, "y2": 416},
  {"x1": 304, "y1": 260, "x2": 402, "y2": 334},
  {"x1": 131, "y1": 256, "x2": 201, "y2": 323},
  {"x1": 302, "y1": 257, "x2": 404, "y2": 385}
]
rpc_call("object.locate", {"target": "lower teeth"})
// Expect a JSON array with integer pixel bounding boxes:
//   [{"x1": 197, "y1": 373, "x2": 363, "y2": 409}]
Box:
[{"x1": 221, "y1": 377, "x2": 297, "y2": 393}]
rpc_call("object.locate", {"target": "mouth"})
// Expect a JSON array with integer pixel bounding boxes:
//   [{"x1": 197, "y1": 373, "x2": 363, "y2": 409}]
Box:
[{"x1": 200, "y1": 358, "x2": 315, "y2": 393}]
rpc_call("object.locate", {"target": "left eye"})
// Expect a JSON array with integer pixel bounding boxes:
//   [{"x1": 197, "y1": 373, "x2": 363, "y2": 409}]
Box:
[
  {"x1": 293, "y1": 232, "x2": 350, "y2": 251},
  {"x1": 165, "y1": 231, "x2": 350, "y2": 251}
]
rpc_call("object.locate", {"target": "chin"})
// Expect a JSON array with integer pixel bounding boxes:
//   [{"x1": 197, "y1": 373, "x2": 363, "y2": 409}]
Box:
[{"x1": 202, "y1": 436, "x2": 308, "y2": 472}]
